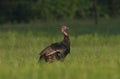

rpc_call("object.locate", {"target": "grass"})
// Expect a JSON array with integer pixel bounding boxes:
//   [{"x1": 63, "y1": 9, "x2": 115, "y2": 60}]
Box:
[{"x1": 0, "y1": 19, "x2": 120, "y2": 79}]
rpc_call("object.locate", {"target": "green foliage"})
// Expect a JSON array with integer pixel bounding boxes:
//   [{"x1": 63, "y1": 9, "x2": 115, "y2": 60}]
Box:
[
  {"x1": 0, "y1": 0, "x2": 34, "y2": 23},
  {"x1": 0, "y1": 19, "x2": 120, "y2": 79},
  {"x1": 0, "y1": 0, "x2": 120, "y2": 23},
  {"x1": 33, "y1": 0, "x2": 79, "y2": 20}
]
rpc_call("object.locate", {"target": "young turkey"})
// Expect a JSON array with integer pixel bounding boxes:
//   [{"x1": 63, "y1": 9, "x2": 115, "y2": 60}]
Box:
[{"x1": 38, "y1": 25, "x2": 70, "y2": 63}]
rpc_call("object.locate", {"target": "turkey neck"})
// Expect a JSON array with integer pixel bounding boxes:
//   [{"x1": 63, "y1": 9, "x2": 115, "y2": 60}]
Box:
[
  {"x1": 62, "y1": 31, "x2": 70, "y2": 48},
  {"x1": 63, "y1": 32, "x2": 70, "y2": 55}
]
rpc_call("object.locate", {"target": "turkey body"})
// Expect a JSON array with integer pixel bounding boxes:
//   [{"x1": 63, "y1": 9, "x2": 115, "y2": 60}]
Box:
[{"x1": 39, "y1": 26, "x2": 70, "y2": 63}]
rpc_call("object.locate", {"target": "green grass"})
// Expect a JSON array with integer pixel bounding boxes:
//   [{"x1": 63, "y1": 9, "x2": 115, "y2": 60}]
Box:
[{"x1": 0, "y1": 19, "x2": 120, "y2": 79}]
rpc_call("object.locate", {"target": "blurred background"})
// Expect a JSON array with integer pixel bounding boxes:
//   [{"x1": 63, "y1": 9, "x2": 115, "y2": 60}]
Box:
[{"x1": 0, "y1": 0, "x2": 120, "y2": 23}]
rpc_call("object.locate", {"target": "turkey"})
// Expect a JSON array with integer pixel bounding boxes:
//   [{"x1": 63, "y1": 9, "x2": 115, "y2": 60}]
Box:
[{"x1": 38, "y1": 25, "x2": 70, "y2": 63}]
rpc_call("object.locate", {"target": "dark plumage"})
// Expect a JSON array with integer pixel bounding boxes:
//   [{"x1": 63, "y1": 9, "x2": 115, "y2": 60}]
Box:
[{"x1": 38, "y1": 25, "x2": 70, "y2": 63}]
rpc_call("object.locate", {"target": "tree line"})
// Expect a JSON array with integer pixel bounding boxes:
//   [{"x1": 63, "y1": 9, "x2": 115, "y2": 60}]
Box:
[{"x1": 0, "y1": 0, "x2": 120, "y2": 23}]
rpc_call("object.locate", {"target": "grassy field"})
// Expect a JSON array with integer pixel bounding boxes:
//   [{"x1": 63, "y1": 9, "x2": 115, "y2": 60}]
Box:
[{"x1": 0, "y1": 19, "x2": 120, "y2": 79}]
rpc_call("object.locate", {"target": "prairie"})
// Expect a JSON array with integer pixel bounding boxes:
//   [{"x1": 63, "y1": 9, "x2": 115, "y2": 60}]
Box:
[{"x1": 0, "y1": 19, "x2": 120, "y2": 79}]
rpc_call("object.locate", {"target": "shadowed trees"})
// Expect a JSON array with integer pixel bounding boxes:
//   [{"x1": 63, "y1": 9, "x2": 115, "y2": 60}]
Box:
[{"x1": 0, "y1": 0, "x2": 120, "y2": 23}]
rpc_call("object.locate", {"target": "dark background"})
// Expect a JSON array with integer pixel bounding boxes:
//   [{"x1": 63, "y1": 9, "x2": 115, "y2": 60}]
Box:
[{"x1": 0, "y1": 0, "x2": 120, "y2": 23}]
